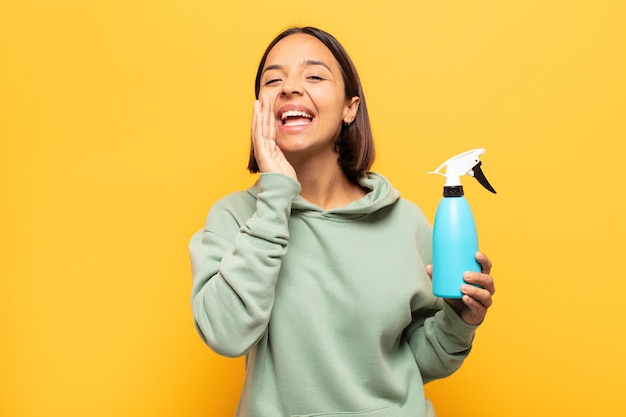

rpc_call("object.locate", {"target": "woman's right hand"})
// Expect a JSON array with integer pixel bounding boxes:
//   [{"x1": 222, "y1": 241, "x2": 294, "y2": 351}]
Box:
[{"x1": 251, "y1": 94, "x2": 297, "y2": 180}]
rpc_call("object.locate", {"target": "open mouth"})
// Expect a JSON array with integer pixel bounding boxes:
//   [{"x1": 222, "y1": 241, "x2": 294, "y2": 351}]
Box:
[{"x1": 280, "y1": 110, "x2": 314, "y2": 126}]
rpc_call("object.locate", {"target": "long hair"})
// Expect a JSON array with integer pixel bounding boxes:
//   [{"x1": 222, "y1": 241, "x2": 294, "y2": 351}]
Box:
[{"x1": 247, "y1": 26, "x2": 375, "y2": 183}]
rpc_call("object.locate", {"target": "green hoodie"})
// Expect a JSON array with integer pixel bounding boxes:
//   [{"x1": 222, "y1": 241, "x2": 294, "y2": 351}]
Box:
[{"x1": 190, "y1": 172, "x2": 478, "y2": 417}]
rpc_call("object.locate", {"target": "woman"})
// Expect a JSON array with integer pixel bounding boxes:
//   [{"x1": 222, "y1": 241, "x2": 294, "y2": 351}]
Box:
[{"x1": 190, "y1": 26, "x2": 495, "y2": 417}]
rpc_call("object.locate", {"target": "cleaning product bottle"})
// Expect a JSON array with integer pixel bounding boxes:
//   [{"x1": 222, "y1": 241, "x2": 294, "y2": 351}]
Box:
[{"x1": 428, "y1": 148, "x2": 496, "y2": 298}]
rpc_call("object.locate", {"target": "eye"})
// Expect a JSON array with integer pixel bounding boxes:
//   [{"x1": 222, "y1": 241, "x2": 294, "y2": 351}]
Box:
[
  {"x1": 264, "y1": 78, "x2": 282, "y2": 86},
  {"x1": 307, "y1": 75, "x2": 324, "y2": 82}
]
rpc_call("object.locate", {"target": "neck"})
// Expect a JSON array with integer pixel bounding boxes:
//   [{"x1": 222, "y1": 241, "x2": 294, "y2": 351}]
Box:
[{"x1": 291, "y1": 153, "x2": 366, "y2": 210}]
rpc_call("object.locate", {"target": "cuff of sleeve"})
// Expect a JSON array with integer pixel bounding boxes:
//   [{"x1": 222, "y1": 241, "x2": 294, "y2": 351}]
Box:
[
  {"x1": 433, "y1": 302, "x2": 479, "y2": 354},
  {"x1": 243, "y1": 173, "x2": 301, "y2": 238},
  {"x1": 258, "y1": 173, "x2": 301, "y2": 195}
]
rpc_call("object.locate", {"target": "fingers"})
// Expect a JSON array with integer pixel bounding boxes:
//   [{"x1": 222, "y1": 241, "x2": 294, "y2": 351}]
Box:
[
  {"x1": 476, "y1": 251, "x2": 492, "y2": 274},
  {"x1": 457, "y1": 253, "x2": 495, "y2": 325},
  {"x1": 465, "y1": 251, "x2": 495, "y2": 296},
  {"x1": 459, "y1": 293, "x2": 489, "y2": 325},
  {"x1": 461, "y1": 282, "x2": 493, "y2": 309},
  {"x1": 428, "y1": 253, "x2": 495, "y2": 325},
  {"x1": 262, "y1": 95, "x2": 275, "y2": 145},
  {"x1": 250, "y1": 95, "x2": 298, "y2": 179},
  {"x1": 464, "y1": 270, "x2": 495, "y2": 297},
  {"x1": 252, "y1": 95, "x2": 277, "y2": 170},
  {"x1": 252, "y1": 99, "x2": 262, "y2": 152},
  {"x1": 252, "y1": 95, "x2": 275, "y2": 145},
  {"x1": 455, "y1": 280, "x2": 492, "y2": 325}
]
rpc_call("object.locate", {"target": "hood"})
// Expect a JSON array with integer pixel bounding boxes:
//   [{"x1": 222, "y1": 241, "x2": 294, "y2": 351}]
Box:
[{"x1": 250, "y1": 172, "x2": 401, "y2": 220}]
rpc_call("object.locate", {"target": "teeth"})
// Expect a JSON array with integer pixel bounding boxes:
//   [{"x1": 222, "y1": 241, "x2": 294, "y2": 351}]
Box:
[
  {"x1": 280, "y1": 110, "x2": 313, "y2": 120},
  {"x1": 284, "y1": 119, "x2": 310, "y2": 126}
]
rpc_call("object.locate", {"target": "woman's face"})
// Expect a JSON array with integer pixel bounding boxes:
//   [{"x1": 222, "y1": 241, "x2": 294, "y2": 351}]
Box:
[{"x1": 258, "y1": 33, "x2": 359, "y2": 158}]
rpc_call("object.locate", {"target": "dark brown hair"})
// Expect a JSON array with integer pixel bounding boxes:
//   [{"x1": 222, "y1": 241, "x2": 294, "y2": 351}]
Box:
[{"x1": 247, "y1": 26, "x2": 375, "y2": 183}]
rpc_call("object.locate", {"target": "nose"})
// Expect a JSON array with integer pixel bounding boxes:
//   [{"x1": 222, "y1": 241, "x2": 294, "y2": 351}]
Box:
[{"x1": 281, "y1": 75, "x2": 303, "y2": 96}]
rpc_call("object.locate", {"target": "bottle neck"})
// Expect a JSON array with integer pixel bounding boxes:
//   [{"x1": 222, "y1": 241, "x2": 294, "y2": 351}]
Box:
[{"x1": 443, "y1": 185, "x2": 464, "y2": 197}]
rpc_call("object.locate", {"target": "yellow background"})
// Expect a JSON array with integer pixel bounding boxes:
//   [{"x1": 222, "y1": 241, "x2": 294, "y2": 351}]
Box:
[{"x1": 1, "y1": 1, "x2": 625, "y2": 416}]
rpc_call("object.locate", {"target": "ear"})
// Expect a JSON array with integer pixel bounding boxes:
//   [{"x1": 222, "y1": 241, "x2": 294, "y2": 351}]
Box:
[{"x1": 343, "y1": 96, "x2": 360, "y2": 124}]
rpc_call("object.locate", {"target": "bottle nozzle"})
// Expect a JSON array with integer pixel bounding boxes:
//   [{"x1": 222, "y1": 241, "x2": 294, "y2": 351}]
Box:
[{"x1": 428, "y1": 148, "x2": 496, "y2": 193}]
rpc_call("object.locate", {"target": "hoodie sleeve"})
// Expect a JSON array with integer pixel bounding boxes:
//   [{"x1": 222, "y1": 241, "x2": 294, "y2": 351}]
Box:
[
  {"x1": 189, "y1": 173, "x2": 301, "y2": 357},
  {"x1": 405, "y1": 302, "x2": 479, "y2": 383}
]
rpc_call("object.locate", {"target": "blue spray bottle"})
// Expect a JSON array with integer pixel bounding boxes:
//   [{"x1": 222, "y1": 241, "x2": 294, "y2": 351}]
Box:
[{"x1": 428, "y1": 148, "x2": 496, "y2": 298}]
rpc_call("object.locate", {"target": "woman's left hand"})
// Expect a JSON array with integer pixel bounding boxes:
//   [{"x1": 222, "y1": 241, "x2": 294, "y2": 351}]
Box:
[{"x1": 426, "y1": 252, "x2": 496, "y2": 326}]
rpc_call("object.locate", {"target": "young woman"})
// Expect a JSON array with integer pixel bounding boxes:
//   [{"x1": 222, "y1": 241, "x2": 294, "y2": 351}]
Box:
[{"x1": 190, "y1": 26, "x2": 495, "y2": 417}]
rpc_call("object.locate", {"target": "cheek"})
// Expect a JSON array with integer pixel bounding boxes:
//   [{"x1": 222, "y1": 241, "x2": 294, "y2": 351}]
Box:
[
  {"x1": 321, "y1": 103, "x2": 348, "y2": 127},
  {"x1": 312, "y1": 91, "x2": 348, "y2": 120},
  {"x1": 257, "y1": 87, "x2": 279, "y2": 103}
]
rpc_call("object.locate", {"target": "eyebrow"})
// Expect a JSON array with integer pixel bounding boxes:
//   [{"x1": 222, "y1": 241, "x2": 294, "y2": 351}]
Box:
[{"x1": 262, "y1": 60, "x2": 332, "y2": 75}]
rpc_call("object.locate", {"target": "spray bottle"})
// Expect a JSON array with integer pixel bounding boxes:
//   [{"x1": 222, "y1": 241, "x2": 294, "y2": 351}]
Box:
[{"x1": 428, "y1": 148, "x2": 496, "y2": 298}]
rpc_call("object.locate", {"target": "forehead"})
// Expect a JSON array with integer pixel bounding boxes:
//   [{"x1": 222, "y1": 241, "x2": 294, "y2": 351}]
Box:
[{"x1": 264, "y1": 33, "x2": 339, "y2": 71}]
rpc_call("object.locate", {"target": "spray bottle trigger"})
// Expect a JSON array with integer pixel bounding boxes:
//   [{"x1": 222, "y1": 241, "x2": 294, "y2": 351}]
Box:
[{"x1": 471, "y1": 161, "x2": 497, "y2": 194}]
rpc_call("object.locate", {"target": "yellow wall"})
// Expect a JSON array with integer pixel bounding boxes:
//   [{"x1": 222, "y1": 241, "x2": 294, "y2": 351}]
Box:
[{"x1": 1, "y1": 1, "x2": 625, "y2": 416}]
